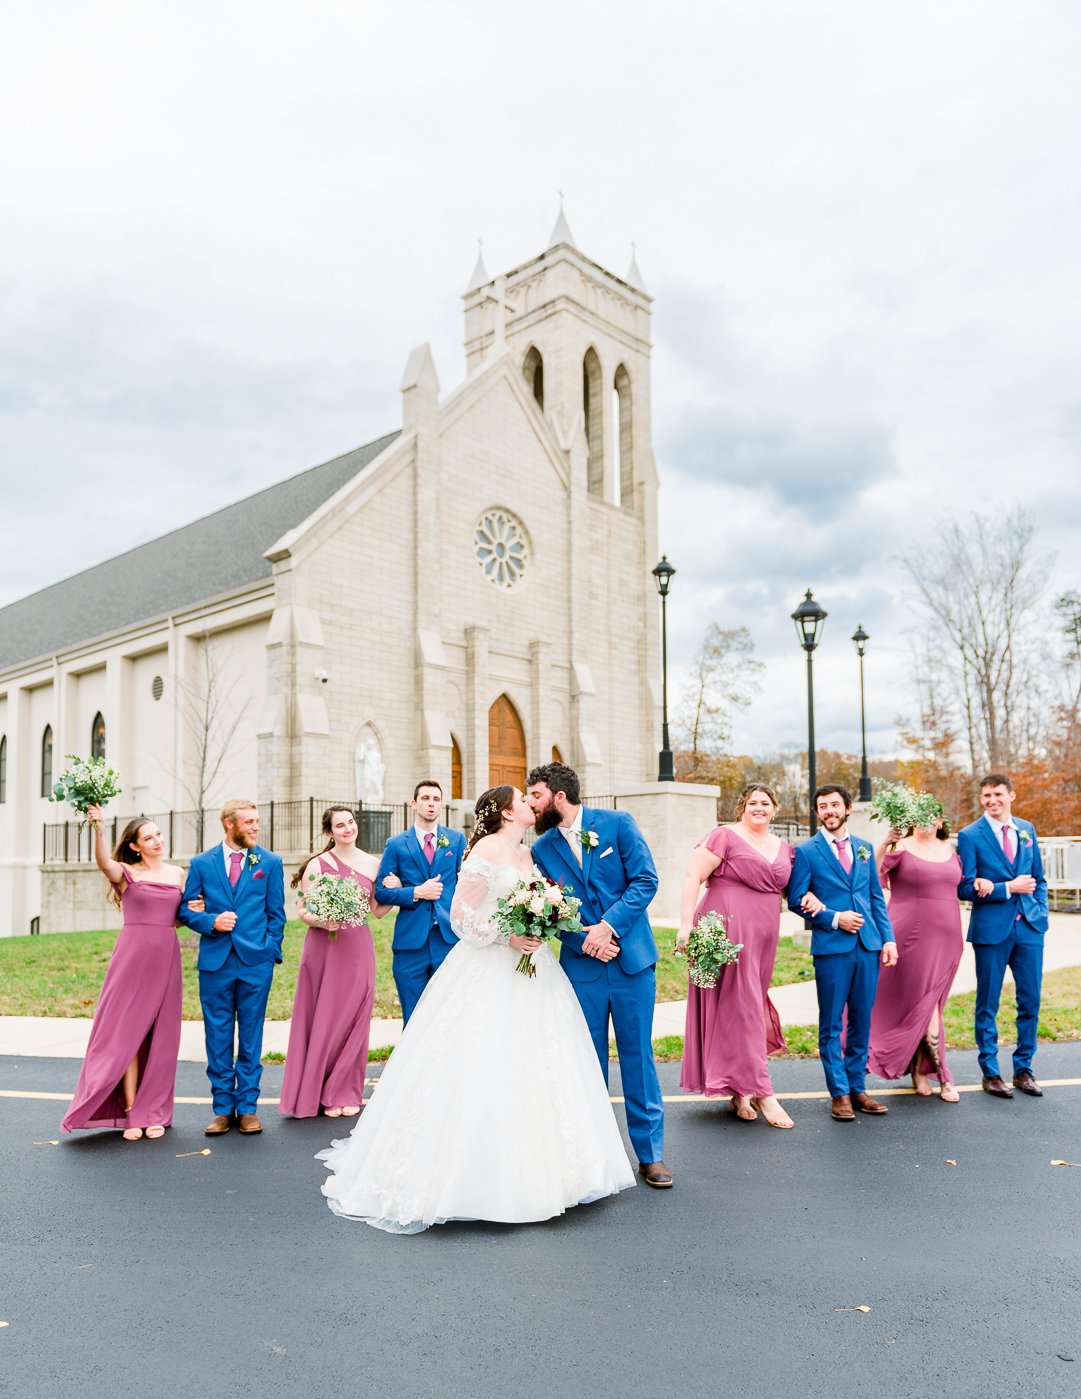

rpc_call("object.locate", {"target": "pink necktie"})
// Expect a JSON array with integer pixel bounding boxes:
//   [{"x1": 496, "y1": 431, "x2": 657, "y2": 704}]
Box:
[
  {"x1": 1002, "y1": 826, "x2": 1015, "y2": 862},
  {"x1": 424, "y1": 833, "x2": 435, "y2": 865},
  {"x1": 229, "y1": 850, "x2": 243, "y2": 886},
  {"x1": 836, "y1": 837, "x2": 852, "y2": 873}
]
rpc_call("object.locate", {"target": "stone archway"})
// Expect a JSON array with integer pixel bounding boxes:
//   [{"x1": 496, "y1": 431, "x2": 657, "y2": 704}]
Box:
[{"x1": 488, "y1": 694, "x2": 526, "y2": 790}]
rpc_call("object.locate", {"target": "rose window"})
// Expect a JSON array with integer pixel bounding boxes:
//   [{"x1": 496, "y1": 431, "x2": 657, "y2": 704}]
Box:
[{"x1": 474, "y1": 510, "x2": 529, "y2": 589}]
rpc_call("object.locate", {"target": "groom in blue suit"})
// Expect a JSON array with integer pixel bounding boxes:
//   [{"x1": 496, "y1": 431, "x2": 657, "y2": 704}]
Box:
[
  {"x1": 376, "y1": 780, "x2": 466, "y2": 1023},
  {"x1": 958, "y1": 773, "x2": 1048, "y2": 1099},
  {"x1": 527, "y1": 763, "x2": 671, "y2": 1188},
  {"x1": 788, "y1": 785, "x2": 897, "y2": 1121},
  {"x1": 179, "y1": 800, "x2": 285, "y2": 1135}
]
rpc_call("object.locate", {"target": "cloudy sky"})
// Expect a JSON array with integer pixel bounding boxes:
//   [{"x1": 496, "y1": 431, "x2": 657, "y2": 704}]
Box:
[{"x1": 3, "y1": 1, "x2": 1079, "y2": 759}]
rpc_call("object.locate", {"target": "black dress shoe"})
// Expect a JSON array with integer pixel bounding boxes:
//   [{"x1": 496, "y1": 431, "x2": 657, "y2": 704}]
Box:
[
  {"x1": 1012, "y1": 1071, "x2": 1044, "y2": 1097},
  {"x1": 639, "y1": 1160, "x2": 674, "y2": 1188},
  {"x1": 982, "y1": 1075, "x2": 1014, "y2": 1099}
]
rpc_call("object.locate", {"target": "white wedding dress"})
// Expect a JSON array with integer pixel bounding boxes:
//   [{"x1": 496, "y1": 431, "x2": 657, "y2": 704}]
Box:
[{"x1": 317, "y1": 855, "x2": 635, "y2": 1232}]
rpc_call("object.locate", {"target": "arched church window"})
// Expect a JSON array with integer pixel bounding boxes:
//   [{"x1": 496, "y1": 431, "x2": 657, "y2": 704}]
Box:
[
  {"x1": 614, "y1": 364, "x2": 633, "y2": 507},
  {"x1": 41, "y1": 725, "x2": 53, "y2": 799},
  {"x1": 90, "y1": 712, "x2": 106, "y2": 760},
  {"x1": 522, "y1": 346, "x2": 544, "y2": 411},
  {"x1": 450, "y1": 735, "x2": 463, "y2": 801},
  {"x1": 474, "y1": 509, "x2": 529, "y2": 590},
  {"x1": 0, "y1": 735, "x2": 7, "y2": 803},
  {"x1": 582, "y1": 348, "x2": 604, "y2": 497}
]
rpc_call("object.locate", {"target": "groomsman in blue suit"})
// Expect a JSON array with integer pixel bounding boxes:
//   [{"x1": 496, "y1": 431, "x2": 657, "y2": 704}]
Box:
[
  {"x1": 788, "y1": 785, "x2": 897, "y2": 1121},
  {"x1": 958, "y1": 773, "x2": 1049, "y2": 1099},
  {"x1": 376, "y1": 780, "x2": 466, "y2": 1023},
  {"x1": 179, "y1": 800, "x2": 285, "y2": 1136},
  {"x1": 527, "y1": 763, "x2": 672, "y2": 1188}
]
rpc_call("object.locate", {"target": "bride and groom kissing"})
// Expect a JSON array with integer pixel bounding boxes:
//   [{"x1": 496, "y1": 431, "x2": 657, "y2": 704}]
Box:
[{"x1": 318, "y1": 761, "x2": 673, "y2": 1233}]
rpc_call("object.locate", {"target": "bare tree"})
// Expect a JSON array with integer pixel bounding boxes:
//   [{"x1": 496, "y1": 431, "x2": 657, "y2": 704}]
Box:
[
  {"x1": 176, "y1": 632, "x2": 251, "y2": 834},
  {"x1": 676, "y1": 624, "x2": 764, "y2": 769},
  {"x1": 902, "y1": 508, "x2": 1050, "y2": 775}
]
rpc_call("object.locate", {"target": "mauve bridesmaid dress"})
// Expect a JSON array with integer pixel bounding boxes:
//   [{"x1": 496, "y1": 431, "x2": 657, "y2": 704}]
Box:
[
  {"x1": 680, "y1": 827, "x2": 794, "y2": 1099},
  {"x1": 279, "y1": 854, "x2": 376, "y2": 1118},
  {"x1": 62, "y1": 870, "x2": 183, "y2": 1132},
  {"x1": 868, "y1": 847, "x2": 964, "y2": 1084}
]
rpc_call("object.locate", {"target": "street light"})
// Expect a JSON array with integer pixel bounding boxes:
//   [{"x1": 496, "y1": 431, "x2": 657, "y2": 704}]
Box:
[
  {"x1": 852, "y1": 624, "x2": 872, "y2": 803},
  {"x1": 652, "y1": 555, "x2": 676, "y2": 782},
  {"x1": 791, "y1": 589, "x2": 828, "y2": 833}
]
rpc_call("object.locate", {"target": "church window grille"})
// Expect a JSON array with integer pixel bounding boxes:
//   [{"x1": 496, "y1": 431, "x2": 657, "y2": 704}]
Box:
[
  {"x1": 474, "y1": 510, "x2": 529, "y2": 590},
  {"x1": 91, "y1": 712, "x2": 106, "y2": 760},
  {"x1": 151, "y1": 675, "x2": 164, "y2": 701},
  {"x1": 41, "y1": 725, "x2": 53, "y2": 798}
]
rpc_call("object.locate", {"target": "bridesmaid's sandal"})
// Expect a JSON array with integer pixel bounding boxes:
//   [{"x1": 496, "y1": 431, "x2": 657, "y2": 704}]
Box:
[
  {"x1": 940, "y1": 1081, "x2": 960, "y2": 1103},
  {"x1": 145, "y1": 1126, "x2": 166, "y2": 1139},
  {"x1": 910, "y1": 1067, "x2": 933, "y2": 1097},
  {"x1": 340, "y1": 1105, "x2": 361, "y2": 1117},
  {"x1": 323, "y1": 1107, "x2": 343, "y2": 1118},
  {"x1": 751, "y1": 1096, "x2": 795, "y2": 1130},
  {"x1": 728, "y1": 1096, "x2": 757, "y2": 1122},
  {"x1": 122, "y1": 1128, "x2": 144, "y2": 1141}
]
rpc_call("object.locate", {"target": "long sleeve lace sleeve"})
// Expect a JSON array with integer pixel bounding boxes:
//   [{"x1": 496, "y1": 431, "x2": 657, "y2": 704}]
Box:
[{"x1": 449, "y1": 861, "x2": 510, "y2": 947}]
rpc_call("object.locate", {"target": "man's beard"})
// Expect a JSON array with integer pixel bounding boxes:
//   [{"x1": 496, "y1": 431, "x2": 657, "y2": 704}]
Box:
[
  {"x1": 533, "y1": 804, "x2": 561, "y2": 835},
  {"x1": 231, "y1": 830, "x2": 257, "y2": 849}
]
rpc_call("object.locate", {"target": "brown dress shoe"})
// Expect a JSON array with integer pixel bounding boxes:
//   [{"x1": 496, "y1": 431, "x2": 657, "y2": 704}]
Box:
[
  {"x1": 831, "y1": 1095, "x2": 855, "y2": 1121},
  {"x1": 852, "y1": 1092, "x2": 888, "y2": 1115},
  {"x1": 982, "y1": 1075, "x2": 1014, "y2": 1099},
  {"x1": 1012, "y1": 1071, "x2": 1043, "y2": 1097},
  {"x1": 205, "y1": 1115, "x2": 232, "y2": 1135},
  {"x1": 639, "y1": 1160, "x2": 674, "y2": 1188},
  {"x1": 237, "y1": 1114, "x2": 263, "y2": 1134}
]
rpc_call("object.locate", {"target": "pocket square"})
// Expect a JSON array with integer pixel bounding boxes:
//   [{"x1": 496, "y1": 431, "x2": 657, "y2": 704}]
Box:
[
  {"x1": 600, "y1": 846, "x2": 614, "y2": 858},
  {"x1": 252, "y1": 870, "x2": 265, "y2": 880}
]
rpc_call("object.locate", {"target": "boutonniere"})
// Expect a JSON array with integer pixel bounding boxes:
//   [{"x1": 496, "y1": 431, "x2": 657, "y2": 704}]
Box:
[
  {"x1": 580, "y1": 830, "x2": 599, "y2": 851},
  {"x1": 1018, "y1": 830, "x2": 1032, "y2": 846},
  {"x1": 248, "y1": 850, "x2": 261, "y2": 868},
  {"x1": 856, "y1": 846, "x2": 871, "y2": 862},
  {"x1": 437, "y1": 834, "x2": 450, "y2": 850}
]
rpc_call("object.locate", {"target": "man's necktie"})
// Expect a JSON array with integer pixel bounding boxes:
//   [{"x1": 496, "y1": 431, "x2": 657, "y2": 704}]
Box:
[
  {"x1": 229, "y1": 850, "x2": 243, "y2": 886},
  {"x1": 424, "y1": 832, "x2": 435, "y2": 865},
  {"x1": 1002, "y1": 825, "x2": 1015, "y2": 862},
  {"x1": 835, "y1": 837, "x2": 852, "y2": 873}
]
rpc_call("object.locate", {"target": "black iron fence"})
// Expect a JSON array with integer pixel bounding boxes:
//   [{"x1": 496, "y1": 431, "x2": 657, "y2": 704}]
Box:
[{"x1": 42, "y1": 798, "x2": 460, "y2": 865}]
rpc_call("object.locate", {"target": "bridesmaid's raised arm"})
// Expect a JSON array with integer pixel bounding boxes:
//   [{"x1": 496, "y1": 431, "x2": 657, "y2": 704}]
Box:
[
  {"x1": 674, "y1": 842, "x2": 722, "y2": 952},
  {"x1": 875, "y1": 828, "x2": 904, "y2": 877},
  {"x1": 85, "y1": 803, "x2": 127, "y2": 887}
]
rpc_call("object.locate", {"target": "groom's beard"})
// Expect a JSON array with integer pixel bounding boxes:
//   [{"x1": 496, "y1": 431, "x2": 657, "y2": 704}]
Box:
[{"x1": 533, "y1": 805, "x2": 561, "y2": 835}]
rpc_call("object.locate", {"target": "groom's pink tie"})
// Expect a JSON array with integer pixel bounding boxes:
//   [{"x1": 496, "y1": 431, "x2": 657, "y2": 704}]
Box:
[
  {"x1": 1002, "y1": 825, "x2": 1015, "y2": 862},
  {"x1": 835, "y1": 836, "x2": 852, "y2": 873},
  {"x1": 424, "y1": 832, "x2": 435, "y2": 865},
  {"x1": 229, "y1": 850, "x2": 243, "y2": 886}
]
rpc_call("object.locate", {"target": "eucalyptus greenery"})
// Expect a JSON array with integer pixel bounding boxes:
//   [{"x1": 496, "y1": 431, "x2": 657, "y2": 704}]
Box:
[
  {"x1": 685, "y1": 911, "x2": 743, "y2": 990},
  {"x1": 49, "y1": 755, "x2": 123, "y2": 824},
  {"x1": 493, "y1": 874, "x2": 583, "y2": 977}
]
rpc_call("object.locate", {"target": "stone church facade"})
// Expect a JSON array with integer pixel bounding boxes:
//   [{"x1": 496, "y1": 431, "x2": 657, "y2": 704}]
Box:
[{"x1": 0, "y1": 214, "x2": 671, "y2": 936}]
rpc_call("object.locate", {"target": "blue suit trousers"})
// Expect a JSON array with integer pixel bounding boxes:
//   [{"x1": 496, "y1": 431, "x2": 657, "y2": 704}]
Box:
[
  {"x1": 973, "y1": 932, "x2": 1044, "y2": 1078},
  {"x1": 815, "y1": 944, "x2": 880, "y2": 1098},
  {"x1": 393, "y1": 931, "x2": 456, "y2": 1025},
  {"x1": 199, "y1": 948, "x2": 275, "y2": 1116}
]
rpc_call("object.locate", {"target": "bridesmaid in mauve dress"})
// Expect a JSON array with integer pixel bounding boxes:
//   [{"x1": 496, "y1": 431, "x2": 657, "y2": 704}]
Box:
[
  {"x1": 868, "y1": 816, "x2": 963, "y2": 1102},
  {"x1": 280, "y1": 807, "x2": 390, "y2": 1120},
  {"x1": 62, "y1": 805, "x2": 184, "y2": 1141},
  {"x1": 677, "y1": 783, "x2": 817, "y2": 1130}
]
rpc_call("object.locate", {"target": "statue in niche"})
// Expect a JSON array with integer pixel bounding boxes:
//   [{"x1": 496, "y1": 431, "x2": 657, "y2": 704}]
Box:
[{"x1": 354, "y1": 736, "x2": 385, "y2": 804}]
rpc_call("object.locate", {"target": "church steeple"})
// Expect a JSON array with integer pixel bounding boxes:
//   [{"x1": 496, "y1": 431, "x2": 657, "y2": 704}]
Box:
[
  {"x1": 465, "y1": 241, "x2": 490, "y2": 293},
  {"x1": 548, "y1": 195, "x2": 576, "y2": 250}
]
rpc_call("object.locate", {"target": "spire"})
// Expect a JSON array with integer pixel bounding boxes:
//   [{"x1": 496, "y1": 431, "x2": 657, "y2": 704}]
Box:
[
  {"x1": 548, "y1": 192, "x2": 576, "y2": 249},
  {"x1": 465, "y1": 239, "x2": 490, "y2": 293},
  {"x1": 625, "y1": 241, "x2": 646, "y2": 292}
]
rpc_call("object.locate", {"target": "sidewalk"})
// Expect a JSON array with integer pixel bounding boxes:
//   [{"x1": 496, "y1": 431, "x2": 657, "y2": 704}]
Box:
[{"x1": 3, "y1": 913, "x2": 1079, "y2": 1060}]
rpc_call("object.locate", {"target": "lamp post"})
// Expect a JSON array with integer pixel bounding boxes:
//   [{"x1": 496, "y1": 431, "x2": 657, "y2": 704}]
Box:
[
  {"x1": 852, "y1": 624, "x2": 872, "y2": 803},
  {"x1": 652, "y1": 555, "x2": 676, "y2": 781},
  {"x1": 791, "y1": 589, "x2": 828, "y2": 833}
]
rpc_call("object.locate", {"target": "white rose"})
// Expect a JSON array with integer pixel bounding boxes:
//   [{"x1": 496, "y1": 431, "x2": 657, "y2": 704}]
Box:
[
  {"x1": 529, "y1": 894, "x2": 546, "y2": 915},
  {"x1": 545, "y1": 884, "x2": 562, "y2": 905}
]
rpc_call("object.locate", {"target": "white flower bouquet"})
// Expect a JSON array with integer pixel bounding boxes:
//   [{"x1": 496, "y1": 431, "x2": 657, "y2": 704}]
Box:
[
  {"x1": 869, "y1": 781, "x2": 943, "y2": 832},
  {"x1": 304, "y1": 873, "x2": 370, "y2": 941},
  {"x1": 494, "y1": 874, "x2": 583, "y2": 977},
  {"x1": 49, "y1": 755, "x2": 123, "y2": 825},
  {"x1": 684, "y1": 911, "x2": 743, "y2": 990}
]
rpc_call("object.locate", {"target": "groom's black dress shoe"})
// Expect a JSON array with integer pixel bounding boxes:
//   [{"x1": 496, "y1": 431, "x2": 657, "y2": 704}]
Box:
[
  {"x1": 639, "y1": 1161, "x2": 673, "y2": 1188},
  {"x1": 205, "y1": 1115, "x2": 232, "y2": 1135},
  {"x1": 982, "y1": 1076, "x2": 1014, "y2": 1099},
  {"x1": 1012, "y1": 1071, "x2": 1044, "y2": 1097}
]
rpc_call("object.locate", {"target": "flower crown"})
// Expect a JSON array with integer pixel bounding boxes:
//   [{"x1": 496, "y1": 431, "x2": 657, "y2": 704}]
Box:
[{"x1": 476, "y1": 799, "x2": 502, "y2": 827}]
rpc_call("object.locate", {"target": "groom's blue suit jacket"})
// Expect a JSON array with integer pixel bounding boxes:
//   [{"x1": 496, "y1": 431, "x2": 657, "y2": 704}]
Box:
[
  {"x1": 531, "y1": 807, "x2": 658, "y2": 982},
  {"x1": 179, "y1": 845, "x2": 286, "y2": 972},
  {"x1": 958, "y1": 816, "x2": 1048, "y2": 943},
  {"x1": 787, "y1": 831, "x2": 893, "y2": 957}
]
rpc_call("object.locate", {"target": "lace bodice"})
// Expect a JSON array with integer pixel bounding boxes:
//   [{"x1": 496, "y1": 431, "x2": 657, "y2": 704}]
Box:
[{"x1": 449, "y1": 855, "x2": 535, "y2": 947}]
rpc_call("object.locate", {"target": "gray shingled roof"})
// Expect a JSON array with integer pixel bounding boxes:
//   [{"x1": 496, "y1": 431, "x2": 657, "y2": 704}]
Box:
[{"x1": 0, "y1": 430, "x2": 399, "y2": 671}]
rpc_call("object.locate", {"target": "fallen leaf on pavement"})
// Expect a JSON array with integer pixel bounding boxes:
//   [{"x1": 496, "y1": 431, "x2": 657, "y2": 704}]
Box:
[
  {"x1": 176, "y1": 1148, "x2": 212, "y2": 1158},
  {"x1": 835, "y1": 1306, "x2": 872, "y2": 1313},
  {"x1": 1050, "y1": 1160, "x2": 1080, "y2": 1168},
  {"x1": 0, "y1": 1321, "x2": 9, "y2": 1328},
  {"x1": 33, "y1": 1140, "x2": 59, "y2": 1146},
  {"x1": 946, "y1": 1159, "x2": 957, "y2": 1166}
]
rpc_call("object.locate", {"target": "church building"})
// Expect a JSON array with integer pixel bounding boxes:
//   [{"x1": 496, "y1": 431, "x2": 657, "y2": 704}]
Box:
[{"x1": 0, "y1": 212, "x2": 666, "y2": 935}]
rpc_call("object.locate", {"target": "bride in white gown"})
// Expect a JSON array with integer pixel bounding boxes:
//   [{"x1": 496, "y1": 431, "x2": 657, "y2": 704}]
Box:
[{"x1": 317, "y1": 785, "x2": 635, "y2": 1233}]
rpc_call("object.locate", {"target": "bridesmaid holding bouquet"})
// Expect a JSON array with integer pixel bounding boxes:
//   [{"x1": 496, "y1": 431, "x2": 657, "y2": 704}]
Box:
[
  {"x1": 868, "y1": 811, "x2": 963, "y2": 1102},
  {"x1": 62, "y1": 805, "x2": 184, "y2": 1141},
  {"x1": 280, "y1": 807, "x2": 390, "y2": 1120}
]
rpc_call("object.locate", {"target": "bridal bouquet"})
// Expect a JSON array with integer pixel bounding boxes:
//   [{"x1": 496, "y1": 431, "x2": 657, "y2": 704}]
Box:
[
  {"x1": 869, "y1": 781, "x2": 943, "y2": 832},
  {"x1": 304, "y1": 873, "x2": 370, "y2": 940},
  {"x1": 684, "y1": 912, "x2": 743, "y2": 990},
  {"x1": 494, "y1": 875, "x2": 583, "y2": 977},
  {"x1": 49, "y1": 755, "x2": 123, "y2": 825}
]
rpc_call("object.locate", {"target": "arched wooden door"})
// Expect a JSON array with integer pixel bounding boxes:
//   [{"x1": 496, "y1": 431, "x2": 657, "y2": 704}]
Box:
[{"x1": 488, "y1": 694, "x2": 526, "y2": 791}]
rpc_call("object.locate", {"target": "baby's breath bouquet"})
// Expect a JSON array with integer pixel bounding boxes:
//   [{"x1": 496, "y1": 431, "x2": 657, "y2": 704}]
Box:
[
  {"x1": 493, "y1": 874, "x2": 583, "y2": 977},
  {"x1": 49, "y1": 755, "x2": 123, "y2": 825},
  {"x1": 303, "y1": 873, "x2": 370, "y2": 941},
  {"x1": 870, "y1": 781, "x2": 943, "y2": 832},
  {"x1": 684, "y1": 911, "x2": 743, "y2": 990}
]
